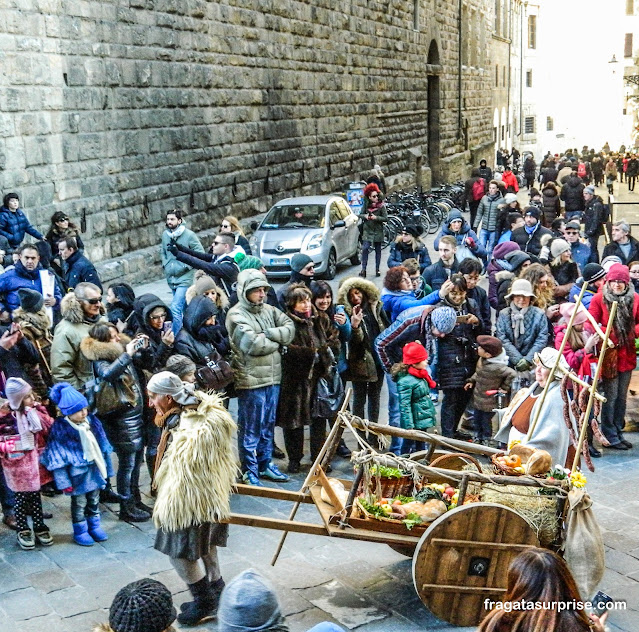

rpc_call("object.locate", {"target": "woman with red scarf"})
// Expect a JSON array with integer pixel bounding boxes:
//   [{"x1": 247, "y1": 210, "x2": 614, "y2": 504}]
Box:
[{"x1": 358, "y1": 183, "x2": 388, "y2": 278}]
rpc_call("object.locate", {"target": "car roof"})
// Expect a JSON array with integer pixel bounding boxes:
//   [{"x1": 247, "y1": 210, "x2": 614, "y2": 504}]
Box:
[{"x1": 271, "y1": 195, "x2": 342, "y2": 206}]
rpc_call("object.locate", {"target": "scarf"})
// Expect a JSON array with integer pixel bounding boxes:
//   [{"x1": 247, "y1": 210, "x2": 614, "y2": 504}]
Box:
[
  {"x1": 603, "y1": 284, "x2": 636, "y2": 348},
  {"x1": 524, "y1": 222, "x2": 538, "y2": 235},
  {"x1": 408, "y1": 366, "x2": 436, "y2": 388},
  {"x1": 15, "y1": 261, "x2": 40, "y2": 281},
  {"x1": 167, "y1": 225, "x2": 186, "y2": 240},
  {"x1": 65, "y1": 417, "x2": 107, "y2": 478},
  {"x1": 487, "y1": 192, "x2": 501, "y2": 201},
  {"x1": 510, "y1": 304, "x2": 529, "y2": 341},
  {"x1": 293, "y1": 308, "x2": 312, "y2": 319},
  {"x1": 15, "y1": 407, "x2": 42, "y2": 451}
]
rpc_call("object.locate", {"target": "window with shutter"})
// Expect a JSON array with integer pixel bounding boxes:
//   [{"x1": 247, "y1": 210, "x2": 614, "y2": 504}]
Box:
[{"x1": 625, "y1": 33, "x2": 633, "y2": 58}]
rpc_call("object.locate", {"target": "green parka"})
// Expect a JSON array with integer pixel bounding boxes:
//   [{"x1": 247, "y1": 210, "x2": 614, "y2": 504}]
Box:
[
  {"x1": 358, "y1": 201, "x2": 388, "y2": 242},
  {"x1": 395, "y1": 371, "x2": 437, "y2": 431}
]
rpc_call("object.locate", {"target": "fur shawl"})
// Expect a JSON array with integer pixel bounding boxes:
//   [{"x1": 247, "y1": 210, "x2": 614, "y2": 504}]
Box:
[
  {"x1": 153, "y1": 391, "x2": 238, "y2": 532},
  {"x1": 60, "y1": 291, "x2": 105, "y2": 324},
  {"x1": 12, "y1": 307, "x2": 52, "y2": 341},
  {"x1": 80, "y1": 335, "x2": 130, "y2": 362}
]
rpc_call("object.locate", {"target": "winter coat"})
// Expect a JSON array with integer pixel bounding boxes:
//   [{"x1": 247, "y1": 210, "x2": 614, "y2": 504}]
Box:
[
  {"x1": 487, "y1": 242, "x2": 521, "y2": 310},
  {"x1": 584, "y1": 195, "x2": 605, "y2": 239},
  {"x1": 277, "y1": 308, "x2": 339, "y2": 430},
  {"x1": 0, "y1": 235, "x2": 12, "y2": 267},
  {"x1": 560, "y1": 176, "x2": 585, "y2": 214},
  {"x1": 421, "y1": 259, "x2": 459, "y2": 292},
  {"x1": 380, "y1": 287, "x2": 441, "y2": 323},
  {"x1": 478, "y1": 165, "x2": 493, "y2": 181},
  {"x1": 173, "y1": 245, "x2": 239, "y2": 298},
  {"x1": 588, "y1": 290, "x2": 639, "y2": 373},
  {"x1": 358, "y1": 201, "x2": 388, "y2": 242},
  {"x1": 0, "y1": 206, "x2": 44, "y2": 249},
  {"x1": 61, "y1": 250, "x2": 102, "y2": 291},
  {"x1": 541, "y1": 184, "x2": 561, "y2": 225},
  {"x1": 40, "y1": 414, "x2": 114, "y2": 495},
  {"x1": 495, "y1": 305, "x2": 548, "y2": 366},
  {"x1": 226, "y1": 269, "x2": 295, "y2": 390},
  {"x1": 474, "y1": 193, "x2": 503, "y2": 232},
  {"x1": 395, "y1": 371, "x2": 437, "y2": 430},
  {"x1": 0, "y1": 324, "x2": 40, "y2": 382},
  {"x1": 387, "y1": 240, "x2": 431, "y2": 272},
  {"x1": 376, "y1": 305, "x2": 430, "y2": 372},
  {"x1": 161, "y1": 225, "x2": 205, "y2": 289},
  {"x1": 434, "y1": 210, "x2": 487, "y2": 261},
  {"x1": 467, "y1": 352, "x2": 517, "y2": 412},
  {"x1": 602, "y1": 235, "x2": 639, "y2": 266},
  {"x1": 51, "y1": 293, "x2": 107, "y2": 389},
  {"x1": 540, "y1": 166, "x2": 558, "y2": 185},
  {"x1": 511, "y1": 223, "x2": 553, "y2": 256},
  {"x1": 550, "y1": 260, "x2": 579, "y2": 290},
  {"x1": 80, "y1": 335, "x2": 147, "y2": 452},
  {"x1": 46, "y1": 226, "x2": 84, "y2": 258},
  {"x1": 568, "y1": 280, "x2": 597, "y2": 309},
  {"x1": 553, "y1": 323, "x2": 588, "y2": 373},
  {"x1": 0, "y1": 261, "x2": 62, "y2": 314},
  {"x1": 523, "y1": 158, "x2": 536, "y2": 178},
  {"x1": 337, "y1": 277, "x2": 389, "y2": 382},
  {"x1": 464, "y1": 175, "x2": 486, "y2": 206},
  {"x1": 627, "y1": 158, "x2": 639, "y2": 177},
  {"x1": 570, "y1": 242, "x2": 591, "y2": 271},
  {"x1": 467, "y1": 285, "x2": 492, "y2": 335},
  {"x1": 132, "y1": 294, "x2": 175, "y2": 373},
  {"x1": 501, "y1": 171, "x2": 519, "y2": 192}
]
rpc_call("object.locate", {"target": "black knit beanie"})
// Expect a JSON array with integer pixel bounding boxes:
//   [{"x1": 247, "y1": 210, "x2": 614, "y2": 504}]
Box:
[
  {"x1": 18, "y1": 288, "x2": 44, "y2": 313},
  {"x1": 109, "y1": 579, "x2": 176, "y2": 632}
]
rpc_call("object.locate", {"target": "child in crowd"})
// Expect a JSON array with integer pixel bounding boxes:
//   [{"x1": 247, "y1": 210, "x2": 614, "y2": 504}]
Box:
[
  {"x1": 165, "y1": 354, "x2": 197, "y2": 384},
  {"x1": 426, "y1": 305, "x2": 458, "y2": 403},
  {"x1": 465, "y1": 336, "x2": 516, "y2": 445},
  {"x1": 0, "y1": 398, "x2": 18, "y2": 529},
  {"x1": 1, "y1": 378, "x2": 54, "y2": 550},
  {"x1": 392, "y1": 341, "x2": 437, "y2": 454},
  {"x1": 42, "y1": 383, "x2": 113, "y2": 546}
]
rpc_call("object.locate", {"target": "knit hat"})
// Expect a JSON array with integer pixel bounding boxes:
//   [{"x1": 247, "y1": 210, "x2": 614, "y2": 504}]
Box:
[
  {"x1": 147, "y1": 371, "x2": 199, "y2": 406},
  {"x1": 584, "y1": 185, "x2": 596, "y2": 195},
  {"x1": 403, "y1": 224, "x2": 424, "y2": 238},
  {"x1": 165, "y1": 354, "x2": 197, "y2": 379},
  {"x1": 601, "y1": 256, "x2": 622, "y2": 273},
  {"x1": 476, "y1": 335, "x2": 503, "y2": 357},
  {"x1": 430, "y1": 306, "x2": 457, "y2": 335},
  {"x1": 290, "y1": 253, "x2": 313, "y2": 273},
  {"x1": 17, "y1": 288, "x2": 44, "y2": 312},
  {"x1": 505, "y1": 250, "x2": 531, "y2": 271},
  {"x1": 236, "y1": 254, "x2": 264, "y2": 271},
  {"x1": 550, "y1": 238, "x2": 571, "y2": 259},
  {"x1": 582, "y1": 263, "x2": 606, "y2": 284},
  {"x1": 4, "y1": 378, "x2": 32, "y2": 411},
  {"x1": 523, "y1": 206, "x2": 541, "y2": 219},
  {"x1": 108, "y1": 578, "x2": 176, "y2": 632},
  {"x1": 49, "y1": 382, "x2": 89, "y2": 416},
  {"x1": 559, "y1": 302, "x2": 588, "y2": 326},
  {"x1": 217, "y1": 569, "x2": 284, "y2": 632},
  {"x1": 193, "y1": 274, "x2": 218, "y2": 295},
  {"x1": 607, "y1": 263, "x2": 630, "y2": 284},
  {"x1": 506, "y1": 279, "x2": 536, "y2": 299},
  {"x1": 402, "y1": 341, "x2": 428, "y2": 365},
  {"x1": 534, "y1": 347, "x2": 570, "y2": 376},
  {"x1": 503, "y1": 193, "x2": 518, "y2": 205}
]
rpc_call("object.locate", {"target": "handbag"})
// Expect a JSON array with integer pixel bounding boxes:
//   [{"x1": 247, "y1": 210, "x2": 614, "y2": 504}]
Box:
[
  {"x1": 455, "y1": 244, "x2": 480, "y2": 264},
  {"x1": 312, "y1": 365, "x2": 345, "y2": 419},
  {"x1": 196, "y1": 350, "x2": 234, "y2": 391},
  {"x1": 87, "y1": 373, "x2": 137, "y2": 419}
]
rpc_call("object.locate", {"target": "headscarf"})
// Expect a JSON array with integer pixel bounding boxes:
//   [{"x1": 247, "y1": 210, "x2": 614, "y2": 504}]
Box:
[{"x1": 147, "y1": 371, "x2": 199, "y2": 406}]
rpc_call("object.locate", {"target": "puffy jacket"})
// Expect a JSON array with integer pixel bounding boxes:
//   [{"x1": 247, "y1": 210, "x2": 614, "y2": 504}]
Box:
[
  {"x1": 495, "y1": 305, "x2": 548, "y2": 366},
  {"x1": 358, "y1": 201, "x2": 388, "y2": 242},
  {"x1": 602, "y1": 235, "x2": 639, "y2": 265},
  {"x1": 511, "y1": 223, "x2": 553, "y2": 256},
  {"x1": 553, "y1": 323, "x2": 588, "y2": 373},
  {"x1": 523, "y1": 158, "x2": 536, "y2": 178},
  {"x1": 395, "y1": 371, "x2": 437, "y2": 430},
  {"x1": 173, "y1": 245, "x2": 239, "y2": 297},
  {"x1": 583, "y1": 195, "x2": 605, "y2": 239},
  {"x1": 434, "y1": 210, "x2": 487, "y2": 261},
  {"x1": 226, "y1": 269, "x2": 295, "y2": 390},
  {"x1": 0, "y1": 206, "x2": 43, "y2": 248},
  {"x1": 380, "y1": 287, "x2": 441, "y2": 323},
  {"x1": 80, "y1": 336, "x2": 146, "y2": 453},
  {"x1": 540, "y1": 166, "x2": 558, "y2": 184},
  {"x1": 387, "y1": 240, "x2": 431, "y2": 272},
  {"x1": 627, "y1": 158, "x2": 639, "y2": 177},
  {"x1": 51, "y1": 293, "x2": 107, "y2": 389},
  {"x1": 501, "y1": 171, "x2": 519, "y2": 192},
  {"x1": 541, "y1": 184, "x2": 561, "y2": 224},
  {"x1": 560, "y1": 176, "x2": 585, "y2": 213},
  {"x1": 474, "y1": 193, "x2": 503, "y2": 232},
  {"x1": 161, "y1": 225, "x2": 204, "y2": 288},
  {"x1": 62, "y1": 250, "x2": 102, "y2": 291},
  {"x1": 467, "y1": 352, "x2": 517, "y2": 412},
  {"x1": 0, "y1": 261, "x2": 62, "y2": 314},
  {"x1": 570, "y1": 242, "x2": 591, "y2": 271},
  {"x1": 133, "y1": 294, "x2": 175, "y2": 372}
]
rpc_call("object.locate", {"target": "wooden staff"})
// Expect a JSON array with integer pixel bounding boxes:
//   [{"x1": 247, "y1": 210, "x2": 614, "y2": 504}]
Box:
[
  {"x1": 576, "y1": 303, "x2": 614, "y2": 348},
  {"x1": 571, "y1": 301, "x2": 617, "y2": 473},
  {"x1": 270, "y1": 389, "x2": 351, "y2": 566},
  {"x1": 553, "y1": 364, "x2": 606, "y2": 402},
  {"x1": 527, "y1": 281, "x2": 588, "y2": 440}
]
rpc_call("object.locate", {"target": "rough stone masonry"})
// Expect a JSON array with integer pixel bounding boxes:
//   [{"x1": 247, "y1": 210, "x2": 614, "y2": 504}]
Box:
[{"x1": 0, "y1": 0, "x2": 494, "y2": 283}]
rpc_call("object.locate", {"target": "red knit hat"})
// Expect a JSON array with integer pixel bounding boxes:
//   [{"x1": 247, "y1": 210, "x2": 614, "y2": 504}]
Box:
[
  {"x1": 607, "y1": 263, "x2": 630, "y2": 284},
  {"x1": 403, "y1": 341, "x2": 428, "y2": 365}
]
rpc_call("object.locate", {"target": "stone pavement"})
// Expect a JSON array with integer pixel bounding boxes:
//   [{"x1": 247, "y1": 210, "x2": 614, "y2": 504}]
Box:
[{"x1": 2, "y1": 195, "x2": 639, "y2": 631}]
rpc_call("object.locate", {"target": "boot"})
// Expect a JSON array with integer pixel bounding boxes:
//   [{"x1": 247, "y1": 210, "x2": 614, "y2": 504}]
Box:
[
  {"x1": 133, "y1": 487, "x2": 154, "y2": 514},
  {"x1": 181, "y1": 578, "x2": 224, "y2": 612},
  {"x1": 119, "y1": 497, "x2": 151, "y2": 523},
  {"x1": 72, "y1": 521, "x2": 95, "y2": 546},
  {"x1": 177, "y1": 577, "x2": 219, "y2": 626},
  {"x1": 100, "y1": 480, "x2": 122, "y2": 504},
  {"x1": 86, "y1": 515, "x2": 108, "y2": 542}
]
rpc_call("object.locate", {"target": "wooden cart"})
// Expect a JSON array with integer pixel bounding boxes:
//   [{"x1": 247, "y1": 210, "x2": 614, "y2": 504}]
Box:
[{"x1": 225, "y1": 412, "x2": 568, "y2": 627}]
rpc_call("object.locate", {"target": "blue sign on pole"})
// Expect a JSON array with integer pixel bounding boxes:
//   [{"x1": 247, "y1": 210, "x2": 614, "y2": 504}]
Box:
[{"x1": 346, "y1": 181, "x2": 367, "y2": 213}]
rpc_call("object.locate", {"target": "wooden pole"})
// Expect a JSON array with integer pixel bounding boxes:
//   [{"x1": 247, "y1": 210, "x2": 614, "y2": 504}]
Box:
[
  {"x1": 576, "y1": 303, "x2": 614, "y2": 348},
  {"x1": 527, "y1": 280, "x2": 588, "y2": 440},
  {"x1": 553, "y1": 365, "x2": 606, "y2": 402},
  {"x1": 571, "y1": 301, "x2": 617, "y2": 473},
  {"x1": 270, "y1": 389, "x2": 351, "y2": 566}
]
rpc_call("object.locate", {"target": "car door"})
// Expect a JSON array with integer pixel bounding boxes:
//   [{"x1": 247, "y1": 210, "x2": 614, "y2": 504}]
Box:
[
  {"x1": 336, "y1": 198, "x2": 359, "y2": 257},
  {"x1": 328, "y1": 200, "x2": 346, "y2": 260}
]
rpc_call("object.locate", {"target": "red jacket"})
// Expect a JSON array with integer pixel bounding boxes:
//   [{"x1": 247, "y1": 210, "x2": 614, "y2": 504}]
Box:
[
  {"x1": 588, "y1": 291, "x2": 639, "y2": 373},
  {"x1": 501, "y1": 171, "x2": 519, "y2": 192}
]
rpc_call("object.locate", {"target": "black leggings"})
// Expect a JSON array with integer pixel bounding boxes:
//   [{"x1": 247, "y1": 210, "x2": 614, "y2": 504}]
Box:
[{"x1": 15, "y1": 491, "x2": 46, "y2": 531}]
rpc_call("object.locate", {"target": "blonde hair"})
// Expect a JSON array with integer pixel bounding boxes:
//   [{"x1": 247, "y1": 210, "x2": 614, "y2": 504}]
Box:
[
  {"x1": 394, "y1": 233, "x2": 420, "y2": 249},
  {"x1": 222, "y1": 215, "x2": 244, "y2": 236}
]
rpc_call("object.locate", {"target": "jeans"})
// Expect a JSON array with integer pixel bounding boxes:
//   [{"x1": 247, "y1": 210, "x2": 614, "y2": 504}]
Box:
[
  {"x1": 237, "y1": 385, "x2": 280, "y2": 476},
  {"x1": 385, "y1": 373, "x2": 403, "y2": 454},
  {"x1": 361, "y1": 241, "x2": 382, "y2": 273},
  {"x1": 283, "y1": 418, "x2": 327, "y2": 464},
  {"x1": 352, "y1": 367, "x2": 385, "y2": 424},
  {"x1": 440, "y1": 387, "x2": 473, "y2": 437},
  {"x1": 601, "y1": 370, "x2": 633, "y2": 445},
  {"x1": 479, "y1": 229, "x2": 497, "y2": 260},
  {"x1": 474, "y1": 410, "x2": 495, "y2": 441},
  {"x1": 115, "y1": 447, "x2": 144, "y2": 500},
  {"x1": 401, "y1": 439, "x2": 426, "y2": 454},
  {"x1": 0, "y1": 463, "x2": 15, "y2": 514},
  {"x1": 170, "y1": 284, "x2": 189, "y2": 335},
  {"x1": 71, "y1": 489, "x2": 100, "y2": 524}
]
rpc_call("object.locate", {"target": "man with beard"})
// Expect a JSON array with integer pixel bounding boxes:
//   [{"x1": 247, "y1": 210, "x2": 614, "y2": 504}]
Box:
[{"x1": 161, "y1": 210, "x2": 204, "y2": 334}]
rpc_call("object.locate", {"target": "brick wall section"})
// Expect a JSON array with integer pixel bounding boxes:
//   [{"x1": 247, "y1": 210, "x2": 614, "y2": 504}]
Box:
[{"x1": 0, "y1": 0, "x2": 493, "y2": 283}]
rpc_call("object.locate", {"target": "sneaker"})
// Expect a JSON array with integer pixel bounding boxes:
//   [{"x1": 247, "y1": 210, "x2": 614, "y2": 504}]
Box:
[
  {"x1": 34, "y1": 528, "x2": 54, "y2": 547},
  {"x1": 242, "y1": 471, "x2": 264, "y2": 486},
  {"x1": 259, "y1": 463, "x2": 290, "y2": 482},
  {"x1": 17, "y1": 529, "x2": 35, "y2": 550}
]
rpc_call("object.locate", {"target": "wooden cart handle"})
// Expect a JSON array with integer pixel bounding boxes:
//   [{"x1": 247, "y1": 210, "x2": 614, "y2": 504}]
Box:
[{"x1": 429, "y1": 452, "x2": 482, "y2": 473}]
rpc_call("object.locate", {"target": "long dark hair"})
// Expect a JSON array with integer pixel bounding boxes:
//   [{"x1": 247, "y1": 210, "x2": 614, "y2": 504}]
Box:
[
  {"x1": 311, "y1": 280, "x2": 335, "y2": 318},
  {"x1": 47, "y1": 211, "x2": 80, "y2": 234}
]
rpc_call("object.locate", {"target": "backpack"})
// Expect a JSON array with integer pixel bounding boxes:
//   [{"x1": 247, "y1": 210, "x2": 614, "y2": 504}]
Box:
[
  {"x1": 472, "y1": 178, "x2": 485, "y2": 201},
  {"x1": 577, "y1": 162, "x2": 587, "y2": 178}
]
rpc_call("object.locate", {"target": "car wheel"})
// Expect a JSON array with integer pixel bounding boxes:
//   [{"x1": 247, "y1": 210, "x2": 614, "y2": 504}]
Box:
[
  {"x1": 323, "y1": 249, "x2": 337, "y2": 280},
  {"x1": 350, "y1": 240, "x2": 362, "y2": 266}
]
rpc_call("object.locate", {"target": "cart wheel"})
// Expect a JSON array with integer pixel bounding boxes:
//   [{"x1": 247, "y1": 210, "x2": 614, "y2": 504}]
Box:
[
  {"x1": 412, "y1": 502, "x2": 539, "y2": 627},
  {"x1": 387, "y1": 542, "x2": 416, "y2": 557}
]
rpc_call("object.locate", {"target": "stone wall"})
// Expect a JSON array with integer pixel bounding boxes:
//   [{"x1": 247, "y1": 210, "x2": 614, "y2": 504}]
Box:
[{"x1": 1, "y1": 0, "x2": 494, "y2": 283}]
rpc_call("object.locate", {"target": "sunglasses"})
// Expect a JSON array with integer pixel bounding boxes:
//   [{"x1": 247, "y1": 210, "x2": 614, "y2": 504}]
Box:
[{"x1": 82, "y1": 298, "x2": 102, "y2": 305}]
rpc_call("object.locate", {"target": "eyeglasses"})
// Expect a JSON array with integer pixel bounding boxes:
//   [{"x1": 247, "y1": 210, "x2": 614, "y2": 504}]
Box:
[
  {"x1": 82, "y1": 298, "x2": 102, "y2": 305},
  {"x1": 149, "y1": 313, "x2": 167, "y2": 321}
]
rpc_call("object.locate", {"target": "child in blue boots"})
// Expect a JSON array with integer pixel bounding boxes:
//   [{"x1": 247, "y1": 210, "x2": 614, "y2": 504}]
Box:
[{"x1": 41, "y1": 383, "x2": 114, "y2": 546}]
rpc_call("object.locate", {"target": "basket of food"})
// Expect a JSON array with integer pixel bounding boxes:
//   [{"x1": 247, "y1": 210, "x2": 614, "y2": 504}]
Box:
[
  {"x1": 491, "y1": 445, "x2": 552, "y2": 477},
  {"x1": 357, "y1": 464, "x2": 424, "y2": 498}
]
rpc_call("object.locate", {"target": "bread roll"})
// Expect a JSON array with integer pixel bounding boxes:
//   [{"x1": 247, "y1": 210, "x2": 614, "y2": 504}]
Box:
[
  {"x1": 509, "y1": 444, "x2": 536, "y2": 463},
  {"x1": 525, "y1": 450, "x2": 552, "y2": 475}
]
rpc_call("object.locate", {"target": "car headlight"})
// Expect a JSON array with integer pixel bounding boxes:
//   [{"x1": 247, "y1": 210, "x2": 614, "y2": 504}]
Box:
[
  {"x1": 307, "y1": 235, "x2": 322, "y2": 250},
  {"x1": 249, "y1": 235, "x2": 258, "y2": 251}
]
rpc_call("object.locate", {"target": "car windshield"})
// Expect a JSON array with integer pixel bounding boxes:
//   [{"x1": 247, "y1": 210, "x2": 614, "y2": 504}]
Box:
[{"x1": 261, "y1": 204, "x2": 326, "y2": 229}]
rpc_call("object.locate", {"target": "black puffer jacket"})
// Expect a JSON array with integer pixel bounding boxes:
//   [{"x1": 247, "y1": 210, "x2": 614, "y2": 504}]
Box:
[
  {"x1": 560, "y1": 176, "x2": 585, "y2": 214},
  {"x1": 80, "y1": 336, "x2": 145, "y2": 453},
  {"x1": 174, "y1": 295, "x2": 230, "y2": 373},
  {"x1": 133, "y1": 294, "x2": 174, "y2": 372},
  {"x1": 583, "y1": 195, "x2": 605, "y2": 238},
  {"x1": 541, "y1": 184, "x2": 561, "y2": 225}
]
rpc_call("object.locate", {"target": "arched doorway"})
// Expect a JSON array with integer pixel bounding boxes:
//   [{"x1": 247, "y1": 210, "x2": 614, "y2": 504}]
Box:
[{"x1": 427, "y1": 40, "x2": 441, "y2": 184}]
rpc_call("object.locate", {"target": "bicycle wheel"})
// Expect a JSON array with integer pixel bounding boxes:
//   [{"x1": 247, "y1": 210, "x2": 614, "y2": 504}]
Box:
[{"x1": 382, "y1": 223, "x2": 394, "y2": 249}]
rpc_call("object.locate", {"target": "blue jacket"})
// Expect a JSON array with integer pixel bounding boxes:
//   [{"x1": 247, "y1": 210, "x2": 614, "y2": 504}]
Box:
[
  {"x1": 570, "y1": 242, "x2": 591, "y2": 272},
  {"x1": 568, "y1": 279, "x2": 597, "y2": 309},
  {"x1": 0, "y1": 206, "x2": 44, "y2": 249},
  {"x1": 421, "y1": 259, "x2": 459, "y2": 292},
  {"x1": 434, "y1": 209, "x2": 487, "y2": 262},
  {"x1": 495, "y1": 305, "x2": 548, "y2": 366},
  {"x1": 62, "y1": 250, "x2": 102, "y2": 291},
  {"x1": 40, "y1": 414, "x2": 114, "y2": 495},
  {"x1": 0, "y1": 262, "x2": 62, "y2": 314},
  {"x1": 387, "y1": 241, "x2": 431, "y2": 272},
  {"x1": 380, "y1": 288, "x2": 441, "y2": 322}
]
